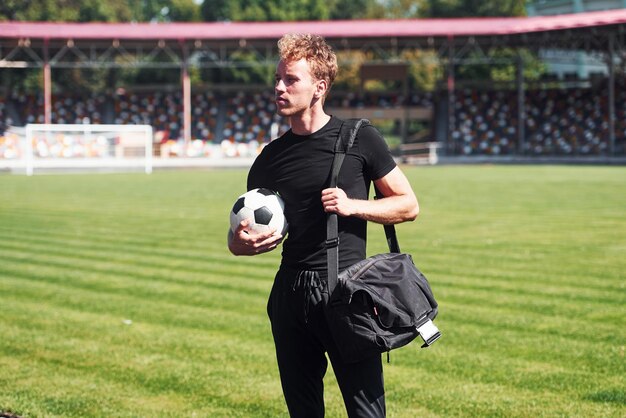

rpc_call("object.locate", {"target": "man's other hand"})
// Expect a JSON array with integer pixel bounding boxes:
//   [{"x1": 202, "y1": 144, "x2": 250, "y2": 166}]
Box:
[{"x1": 227, "y1": 219, "x2": 284, "y2": 256}]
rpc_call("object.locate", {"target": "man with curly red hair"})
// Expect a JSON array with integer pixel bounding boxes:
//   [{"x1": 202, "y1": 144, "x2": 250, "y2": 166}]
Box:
[{"x1": 229, "y1": 33, "x2": 419, "y2": 417}]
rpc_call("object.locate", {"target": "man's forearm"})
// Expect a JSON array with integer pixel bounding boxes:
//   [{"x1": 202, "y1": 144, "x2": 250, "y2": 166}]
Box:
[{"x1": 350, "y1": 194, "x2": 419, "y2": 225}]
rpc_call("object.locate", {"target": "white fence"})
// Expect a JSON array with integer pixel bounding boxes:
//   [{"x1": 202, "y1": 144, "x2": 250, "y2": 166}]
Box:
[{"x1": 2, "y1": 124, "x2": 153, "y2": 175}]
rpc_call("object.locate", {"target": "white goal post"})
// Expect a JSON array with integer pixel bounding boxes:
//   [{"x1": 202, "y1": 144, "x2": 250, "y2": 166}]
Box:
[{"x1": 16, "y1": 124, "x2": 153, "y2": 175}]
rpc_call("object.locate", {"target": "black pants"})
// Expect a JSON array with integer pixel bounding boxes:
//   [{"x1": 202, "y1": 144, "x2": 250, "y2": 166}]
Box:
[{"x1": 267, "y1": 265, "x2": 385, "y2": 418}]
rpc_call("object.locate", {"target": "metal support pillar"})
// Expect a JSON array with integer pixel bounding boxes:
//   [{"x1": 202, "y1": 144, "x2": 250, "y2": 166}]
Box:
[
  {"x1": 608, "y1": 33, "x2": 616, "y2": 156},
  {"x1": 43, "y1": 38, "x2": 52, "y2": 124},
  {"x1": 181, "y1": 42, "x2": 192, "y2": 147},
  {"x1": 447, "y1": 36, "x2": 455, "y2": 156},
  {"x1": 516, "y1": 54, "x2": 525, "y2": 155}
]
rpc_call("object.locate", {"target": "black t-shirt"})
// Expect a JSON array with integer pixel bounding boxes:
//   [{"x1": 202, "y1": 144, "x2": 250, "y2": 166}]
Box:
[{"x1": 247, "y1": 116, "x2": 396, "y2": 271}]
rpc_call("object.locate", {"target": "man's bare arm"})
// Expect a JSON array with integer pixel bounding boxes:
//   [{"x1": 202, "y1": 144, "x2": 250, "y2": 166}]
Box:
[{"x1": 321, "y1": 166, "x2": 419, "y2": 225}]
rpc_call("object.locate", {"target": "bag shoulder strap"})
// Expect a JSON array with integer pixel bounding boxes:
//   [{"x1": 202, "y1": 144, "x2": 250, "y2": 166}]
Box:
[{"x1": 326, "y1": 118, "x2": 401, "y2": 294}]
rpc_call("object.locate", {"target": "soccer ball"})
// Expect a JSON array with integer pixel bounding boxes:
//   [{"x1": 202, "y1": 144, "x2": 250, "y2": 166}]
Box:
[{"x1": 230, "y1": 188, "x2": 288, "y2": 236}]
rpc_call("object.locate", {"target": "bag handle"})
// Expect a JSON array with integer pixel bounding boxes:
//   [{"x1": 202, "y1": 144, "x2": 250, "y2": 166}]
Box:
[{"x1": 326, "y1": 118, "x2": 401, "y2": 295}]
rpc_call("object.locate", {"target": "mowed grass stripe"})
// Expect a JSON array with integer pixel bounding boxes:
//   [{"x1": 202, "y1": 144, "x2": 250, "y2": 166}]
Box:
[
  {"x1": 3, "y1": 268, "x2": 620, "y2": 408},
  {"x1": 385, "y1": 365, "x2": 619, "y2": 418},
  {"x1": 425, "y1": 302, "x2": 621, "y2": 371},
  {"x1": 437, "y1": 307, "x2": 622, "y2": 370},
  {"x1": 0, "y1": 264, "x2": 282, "y2": 416},
  {"x1": 0, "y1": 263, "x2": 268, "y2": 323},
  {"x1": 0, "y1": 217, "x2": 239, "y2": 255},
  {"x1": 0, "y1": 238, "x2": 278, "y2": 289},
  {"x1": 4, "y1": 238, "x2": 620, "y2": 336},
  {"x1": 433, "y1": 273, "x2": 624, "y2": 308},
  {"x1": 386, "y1": 342, "x2": 622, "y2": 416},
  {"x1": 0, "y1": 297, "x2": 274, "y2": 366},
  {"x1": 0, "y1": 225, "x2": 281, "y2": 274},
  {"x1": 382, "y1": 236, "x2": 625, "y2": 287},
  {"x1": 0, "y1": 245, "x2": 273, "y2": 301},
  {"x1": 1, "y1": 166, "x2": 625, "y2": 417},
  {"x1": 0, "y1": 305, "x2": 284, "y2": 417},
  {"x1": 391, "y1": 356, "x2": 624, "y2": 417},
  {"x1": 0, "y1": 252, "x2": 270, "y2": 315},
  {"x1": 439, "y1": 291, "x2": 622, "y2": 343},
  {"x1": 0, "y1": 276, "x2": 270, "y2": 343}
]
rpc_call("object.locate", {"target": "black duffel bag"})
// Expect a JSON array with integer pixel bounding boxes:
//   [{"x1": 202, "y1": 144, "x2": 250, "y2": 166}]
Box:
[
  {"x1": 327, "y1": 252, "x2": 440, "y2": 363},
  {"x1": 324, "y1": 119, "x2": 441, "y2": 364}
]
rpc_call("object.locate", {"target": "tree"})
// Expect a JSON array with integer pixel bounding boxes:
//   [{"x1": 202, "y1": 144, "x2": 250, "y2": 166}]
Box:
[
  {"x1": 421, "y1": 0, "x2": 540, "y2": 84},
  {"x1": 200, "y1": 0, "x2": 232, "y2": 21},
  {"x1": 0, "y1": 0, "x2": 200, "y2": 23},
  {"x1": 368, "y1": 0, "x2": 428, "y2": 19},
  {"x1": 201, "y1": 0, "x2": 330, "y2": 22},
  {"x1": 423, "y1": 0, "x2": 526, "y2": 18},
  {"x1": 327, "y1": 0, "x2": 373, "y2": 20},
  {"x1": 0, "y1": 0, "x2": 133, "y2": 22},
  {"x1": 128, "y1": 0, "x2": 201, "y2": 22}
]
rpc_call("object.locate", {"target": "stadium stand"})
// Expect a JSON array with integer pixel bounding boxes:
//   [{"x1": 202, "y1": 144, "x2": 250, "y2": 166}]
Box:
[
  {"x1": 1, "y1": 12, "x2": 625, "y2": 163},
  {"x1": 616, "y1": 80, "x2": 626, "y2": 155},
  {"x1": 1, "y1": 82, "x2": 624, "y2": 159},
  {"x1": 192, "y1": 91, "x2": 219, "y2": 141},
  {"x1": 524, "y1": 87, "x2": 608, "y2": 155},
  {"x1": 10, "y1": 91, "x2": 107, "y2": 126},
  {"x1": 114, "y1": 91, "x2": 184, "y2": 139},
  {"x1": 0, "y1": 97, "x2": 6, "y2": 134},
  {"x1": 52, "y1": 93, "x2": 106, "y2": 125},
  {"x1": 452, "y1": 89, "x2": 519, "y2": 156},
  {"x1": 325, "y1": 91, "x2": 434, "y2": 109},
  {"x1": 0, "y1": 96, "x2": 16, "y2": 159},
  {"x1": 12, "y1": 91, "x2": 45, "y2": 125},
  {"x1": 221, "y1": 90, "x2": 289, "y2": 143},
  {"x1": 451, "y1": 82, "x2": 622, "y2": 156}
]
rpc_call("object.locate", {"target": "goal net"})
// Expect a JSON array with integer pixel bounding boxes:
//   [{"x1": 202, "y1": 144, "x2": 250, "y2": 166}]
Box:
[{"x1": 6, "y1": 124, "x2": 153, "y2": 175}]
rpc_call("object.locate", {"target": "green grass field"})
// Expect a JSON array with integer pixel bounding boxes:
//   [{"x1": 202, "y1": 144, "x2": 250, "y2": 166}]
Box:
[{"x1": 0, "y1": 165, "x2": 624, "y2": 417}]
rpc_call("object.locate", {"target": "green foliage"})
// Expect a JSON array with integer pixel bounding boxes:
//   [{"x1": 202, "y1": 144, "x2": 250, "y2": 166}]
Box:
[
  {"x1": 333, "y1": 50, "x2": 369, "y2": 89},
  {"x1": 199, "y1": 51, "x2": 274, "y2": 85},
  {"x1": 0, "y1": 0, "x2": 30, "y2": 21},
  {"x1": 424, "y1": 0, "x2": 526, "y2": 17},
  {"x1": 165, "y1": 0, "x2": 202, "y2": 22},
  {"x1": 0, "y1": 0, "x2": 538, "y2": 93},
  {"x1": 0, "y1": 0, "x2": 134, "y2": 22},
  {"x1": 0, "y1": 68, "x2": 43, "y2": 94},
  {"x1": 327, "y1": 0, "x2": 373, "y2": 20},
  {"x1": 455, "y1": 48, "x2": 547, "y2": 83},
  {"x1": 0, "y1": 0, "x2": 200, "y2": 22},
  {"x1": 368, "y1": 0, "x2": 428, "y2": 19},
  {"x1": 200, "y1": 0, "x2": 232, "y2": 21},
  {"x1": 418, "y1": 1, "x2": 537, "y2": 85},
  {"x1": 129, "y1": 0, "x2": 201, "y2": 22},
  {"x1": 48, "y1": 68, "x2": 113, "y2": 94},
  {"x1": 0, "y1": 0, "x2": 528, "y2": 23},
  {"x1": 401, "y1": 49, "x2": 443, "y2": 91},
  {"x1": 122, "y1": 66, "x2": 182, "y2": 86},
  {"x1": 201, "y1": 0, "x2": 330, "y2": 22},
  {"x1": 492, "y1": 49, "x2": 547, "y2": 82}
]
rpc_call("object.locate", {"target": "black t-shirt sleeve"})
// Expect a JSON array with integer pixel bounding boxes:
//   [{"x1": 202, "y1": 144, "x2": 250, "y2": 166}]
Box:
[
  {"x1": 358, "y1": 125, "x2": 397, "y2": 181},
  {"x1": 247, "y1": 149, "x2": 268, "y2": 191}
]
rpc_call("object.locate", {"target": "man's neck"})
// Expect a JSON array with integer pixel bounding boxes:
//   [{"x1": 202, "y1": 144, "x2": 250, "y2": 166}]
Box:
[{"x1": 290, "y1": 109, "x2": 331, "y2": 136}]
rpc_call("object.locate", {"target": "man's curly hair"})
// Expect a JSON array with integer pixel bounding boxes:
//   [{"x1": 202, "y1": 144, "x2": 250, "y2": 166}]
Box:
[{"x1": 277, "y1": 33, "x2": 338, "y2": 89}]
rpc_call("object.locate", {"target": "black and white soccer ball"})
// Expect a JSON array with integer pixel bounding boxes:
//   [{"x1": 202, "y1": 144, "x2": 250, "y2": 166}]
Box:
[{"x1": 230, "y1": 188, "x2": 288, "y2": 236}]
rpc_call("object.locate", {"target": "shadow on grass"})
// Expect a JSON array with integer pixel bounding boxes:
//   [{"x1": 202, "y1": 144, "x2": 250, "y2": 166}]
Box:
[{"x1": 1, "y1": 410, "x2": 24, "y2": 418}]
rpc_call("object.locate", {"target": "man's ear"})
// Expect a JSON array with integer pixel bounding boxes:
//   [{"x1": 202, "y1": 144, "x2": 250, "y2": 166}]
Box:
[{"x1": 314, "y1": 79, "x2": 329, "y2": 99}]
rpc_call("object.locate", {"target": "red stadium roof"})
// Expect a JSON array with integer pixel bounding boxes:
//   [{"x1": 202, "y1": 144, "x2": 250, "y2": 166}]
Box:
[{"x1": 1, "y1": 9, "x2": 626, "y2": 41}]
